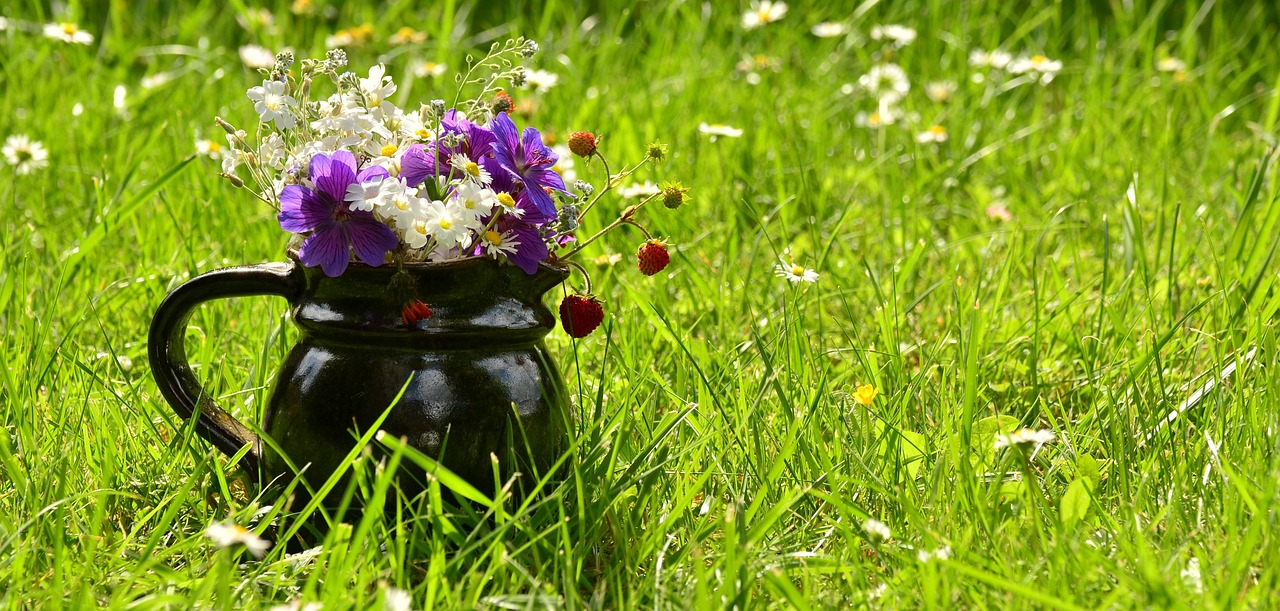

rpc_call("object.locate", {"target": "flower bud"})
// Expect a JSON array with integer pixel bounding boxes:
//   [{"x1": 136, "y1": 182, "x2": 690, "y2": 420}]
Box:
[
  {"x1": 215, "y1": 116, "x2": 238, "y2": 135},
  {"x1": 574, "y1": 180, "x2": 594, "y2": 197},
  {"x1": 661, "y1": 182, "x2": 689, "y2": 209}
]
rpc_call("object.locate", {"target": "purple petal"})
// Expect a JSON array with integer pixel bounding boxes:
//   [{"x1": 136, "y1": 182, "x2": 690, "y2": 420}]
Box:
[
  {"x1": 521, "y1": 127, "x2": 555, "y2": 168},
  {"x1": 345, "y1": 215, "x2": 398, "y2": 267},
  {"x1": 526, "y1": 166, "x2": 567, "y2": 193},
  {"x1": 521, "y1": 181, "x2": 558, "y2": 219},
  {"x1": 314, "y1": 152, "x2": 356, "y2": 202},
  {"x1": 298, "y1": 224, "x2": 349, "y2": 277},
  {"x1": 514, "y1": 189, "x2": 555, "y2": 225},
  {"x1": 400, "y1": 144, "x2": 435, "y2": 188},
  {"x1": 278, "y1": 185, "x2": 328, "y2": 233},
  {"x1": 464, "y1": 123, "x2": 496, "y2": 160},
  {"x1": 489, "y1": 112, "x2": 521, "y2": 172},
  {"x1": 356, "y1": 165, "x2": 389, "y2": 183},
  {"x1": 504, "y1": 223, "x2": 548, "y2": 275}
]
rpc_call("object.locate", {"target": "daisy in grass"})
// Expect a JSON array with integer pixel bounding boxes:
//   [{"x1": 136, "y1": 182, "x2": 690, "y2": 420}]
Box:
[
  {"x1": 858, "y1": 64, "x2": 910, "y2": 105},
  {"x1": 969, "y1": 49, "x2": 1012, "y2": 69},
  {"x1": 698, "y1": 122, "x2": 743, "y2": 141},
  {"x1": 742, "y1": 1, "x2": 788, "y2": 29},
  {"x1": 239, "y1": 44, "x2": 276, "y2": 69},
  {"x1": 916, "y1": 125, "x2": 948, "y2": 143},
  {"x1": 855, "y1": 106, "x2": 898, "y2": 129},
  {"x1": 1157, "y1": 57, "x2": 1186, "y2": 72},
  {"x1": 925, "y1": 80, "x2": 957, "y2": 103},
  {"x1": 862, "y1": 518, "x2": 891, "y2": 542},
  {"x1": 994, "y1": 427, "x2": 1056, "y2": 450},
  {"x1": 194, "y1": 134, "x2": 224, "y2": 160},
  {"x1": 917, "y1": 546, "x2": 952, "y2": 563},
  {"x1": 415, "y1": 61, "x2": 447, "y2": 78},
  {"x1": 3, "y1": 135, "x2": 49, "y2": 175},
  {"x1": 523, "y1": 69, "x2": 560, "y2": 92},
  {"x1": 617, "y1": 181, "x2": 660, "y2": 199},
  {"x1": 205, "y1": 521, "x2": 271, "y2": 558},
  {"x1": 811, "y1": 22, "x2": 847, "y2": 38},
  {"x1": 775, "y1": 257, "x2": 819, "y2": 284},
  {"x1": 43, "y1": 22, "x2": 94, "y2": 44},
  {"x1": 1008, "y1": 54, "x2": 1063, "y2": 83},
  {"x1": 870, "y1": 24, "x2": 916, "y2": 48},
  {"x1": 389, "y1": 26, "x2": 426, "y2": 45}
]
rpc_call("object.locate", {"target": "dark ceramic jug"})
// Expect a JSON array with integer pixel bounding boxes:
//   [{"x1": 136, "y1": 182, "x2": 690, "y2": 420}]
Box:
[{"x1": 148, "y1": 256, "x2": 570, "y2": 501}]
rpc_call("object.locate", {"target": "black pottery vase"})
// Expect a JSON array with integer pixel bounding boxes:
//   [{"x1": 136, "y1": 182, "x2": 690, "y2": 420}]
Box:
[{"x1": 148, "y1": 255, "x2": 570, "y2": 504}]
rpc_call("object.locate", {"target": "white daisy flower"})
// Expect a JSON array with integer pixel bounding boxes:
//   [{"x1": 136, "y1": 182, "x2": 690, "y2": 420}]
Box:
[
  {"x1": 854, "y1": 107, "x2": 898, "y2": 128},
  {"x1": 775, "y1": 257, "x2": 819, "y2": 284},
  {"x1": 1181, "y1": 557, "x2": 1203, "y2": 593},
  {"x1": 811, "y1": 22, "x2": 847, "y2": 38},
  {"x1": 916, "y1": 546, "x2": 952, "y2": 563},
  {"x1": 480, "y1": 229, "x2": 521, "y2": 257},
  {"x1": 0, "y1": 17, "x2": 9, "y2": 32},
  {"x1": 113, "y1": 84, "x2": 128, "y2": 115},
  {"x1": 43, "y1": 22, "x2": 94, "y2": 44},
  {"x1": 925, "y1": 81, "x2": 957, "y2": 103},
  {"x1": 493, "y1": 191, "x2": 524, "y2": 217},
  {"x1": 194, "y1": 134, "x2": 224, "y2": 160},
  {"x1": 239, "y1": 44, "x2": 277, "y2": 69},
  {"x1": 915, "y1": 125, "x2": 948, "y2": 143},
  {"x1": 268, "y1": 600, "x2": 323, "y2": 611},
  {"x1": 421, "y1": 199, "x2": 471, "y2": 249},
  {"x1": 697, "y1": 123, "x2": 744, "y2": 141},
  {"x1": 205, "y1": 521, "x2": 271, "y2": 558},
  {"x1": 858, "y1": 64, "x2": 910, "y2": 105},
  {"x1": 345, "y1": 175, "x2": 388, "y2": 212},
  {"x1": 969, "y1": 49, "x2": 1012, "y2": 69},
  {"x1": 617, "y1": 181, "x2": 661, "y2": 199},
  {"x1": 742, "y1": 1, "x2": 788, "y2": 29},
  {"x1": 2, "y1": 135, "x2": 50, "y2": 175},
  {"x1": 993, "y1": 427, "x2": 1056, "y2": 450},
  {"x1": 870, "y1": 24, "x2": 916, "y2": 47},
  {"x1": 451, "y1": 153, "x2": 491, "y2": 185},
  {"x1": 246, "y1": 79, "x2": 297, "y2": 129},
  {"x1": 862, "y1": 519, "x2": 892, "y2": 542},
  {"x1": 414, "y1": 61, "x2": 447, "y2": 78},
  {"x1": 383, "y1": 587, "x2": 412, "y2": 611},
  {"x1": 1157, "y1": 57, "x2": 1186, "y2": 72},
  {"x1": 1008, "y1": 54, "x2": 1063, "y2": 83},
  {"x1": 523, "y1": 69, "x2": 560, "y2": 92},
  {"x1": 372, "y1": 179, "x2": 426, "y2": 228}
]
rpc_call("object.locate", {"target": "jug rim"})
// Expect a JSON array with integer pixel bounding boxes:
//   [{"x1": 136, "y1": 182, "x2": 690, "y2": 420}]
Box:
[{"x1": 284, "y1": 247, "x2": 572, "y2": 277}]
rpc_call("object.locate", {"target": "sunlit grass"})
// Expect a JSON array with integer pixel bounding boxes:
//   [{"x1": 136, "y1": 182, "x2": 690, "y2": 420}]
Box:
[{"x1": 2, "y1": 0, "x2": 1280, "y2": 608}]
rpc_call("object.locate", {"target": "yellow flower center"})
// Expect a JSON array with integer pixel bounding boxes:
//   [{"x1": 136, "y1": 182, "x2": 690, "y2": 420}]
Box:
[
  {"x1": 1031, "y1": 54, "x2": 1047, "y2": 64},
  {"x1": 868, "y1": 113, "x2": 882, "y2": 126},
  {"x1": 394, "y1": 198, "x2": 409, "y2": 211},
  {"x1": 380, "y1": 144, "x2": 397, "y2": 156},
  {"x1": 61, "y1": 23, "x2": 78, "y2": 35},
  {"x1": 413, "y1": 220, "x2": 427, "y2": 234},
  {"x1": 791, "y1": 265, "x2": 805, "y2": 276},
  {"x1": 438, "y1": 219, "x2": 452, "y2": 230},
  {"x1": 928, "y1": 125, "x2": 946, "y2": 135},
  {"x1": 484, "y1": 230, "x2": 502, "y2": 245},
  {"x1": 415, "y1": 128, "x2": 432, "y2": 140},
  {"x1": 465, "y1": 161, "x2": 481, "y2": 177},
  {"x1": 496, "y1": 192, "x2": 516, "y2": 207},
  {"x1": 208, "y1": 141, "x2": 222, "y2": 152}
]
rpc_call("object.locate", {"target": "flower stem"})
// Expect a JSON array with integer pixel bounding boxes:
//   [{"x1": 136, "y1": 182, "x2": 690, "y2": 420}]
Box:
[{"x1": 560, "y1": 191, "x2": 661, "y2": 260}]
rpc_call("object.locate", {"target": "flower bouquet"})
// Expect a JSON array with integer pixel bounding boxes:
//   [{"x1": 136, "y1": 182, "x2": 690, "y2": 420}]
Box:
[{"x1": 215, "y1": 41, "x2": 686, "y2": 337}]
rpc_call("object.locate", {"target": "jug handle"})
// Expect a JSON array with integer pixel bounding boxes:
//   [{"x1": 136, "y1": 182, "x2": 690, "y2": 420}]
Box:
[{"x1": 148, "y1": 262, "x2": 301, "y2": 475}]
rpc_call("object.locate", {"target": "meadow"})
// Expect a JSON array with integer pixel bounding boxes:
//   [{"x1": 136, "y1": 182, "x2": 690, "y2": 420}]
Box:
[{"x1": 3, "y1": 0, "x2": 1280, "y2": 608}]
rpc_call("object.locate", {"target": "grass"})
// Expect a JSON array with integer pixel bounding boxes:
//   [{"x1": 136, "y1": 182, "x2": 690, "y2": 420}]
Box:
[{"x1": 3, "y1": 0, "x2": 1280, "y2": 607}]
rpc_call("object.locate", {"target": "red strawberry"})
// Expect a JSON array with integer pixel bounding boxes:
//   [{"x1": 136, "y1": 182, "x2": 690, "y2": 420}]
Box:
[
  {"x1": 568, "y1": 131, "x2": 598, "y2": 157},
  {"x1": 636, "y1": 239, "x2": 670, "y2": 276},
  {"x1": 559, "y1": 294, "x2": 604, "y2": 338}
]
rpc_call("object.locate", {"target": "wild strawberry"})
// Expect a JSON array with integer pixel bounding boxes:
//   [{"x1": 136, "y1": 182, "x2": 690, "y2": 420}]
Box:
[
  {"x1": 568, "y1": 131, "x2": 597, "y2": 157},
  {"x1": 636, "y1": 239, "x2": 670, "y2": 276},
  {"x1": 401, "y1": 300, "x2": 433, "y2": 326},
  {"x1": 559, "y1": 294, "x2": 604, "y2": 338},
  {"x1": 491, "y1": 90, "x2": 515, "y2": 115}
]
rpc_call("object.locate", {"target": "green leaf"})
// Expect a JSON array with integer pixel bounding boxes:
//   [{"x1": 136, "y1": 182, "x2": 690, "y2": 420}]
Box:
[{"x1": 1061, "y1": 478, "x2": 1091, "y2": 526}]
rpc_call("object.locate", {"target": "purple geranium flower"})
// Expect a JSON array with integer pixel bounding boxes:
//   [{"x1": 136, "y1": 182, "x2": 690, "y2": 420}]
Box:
[
  {"x1": 488, "y1": 112, "x2": 566, "y2": 219},
  {"x1": 401, "y1": 109, "x2": 496, "y2": 188},
  {"x1": 278, "y1": 150, "x2": 398, "y2": 277}
]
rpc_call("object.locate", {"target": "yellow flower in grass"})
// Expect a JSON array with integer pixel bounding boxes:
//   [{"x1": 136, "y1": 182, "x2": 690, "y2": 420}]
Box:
[{"x1": 853, "y1": 384, "x2": 877, "y2": 405}]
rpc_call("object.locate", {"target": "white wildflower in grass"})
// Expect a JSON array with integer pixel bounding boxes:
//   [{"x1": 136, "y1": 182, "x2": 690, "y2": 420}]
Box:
[
  {"x1": 1181, "y1": 557, "x2": 1203, "y2": 593},
  {"x1": 205, "y1": 521, "x2": 271, "y2": 558},
  {"x1": 383, "y1": 587, "x2": 412, "y2": 611},
  {"x1": 2, "y1": 135, "x2": 50, "y2": 175},
  {"x1": 72, "y1": 103, "x2": 84, "y2": 117},
  {"x1": 916, "y1": 125, "x2": 948, "y2": 143},
  {"x1": 986, "y1": 204, "x2": 1013, "y2": 222},
  {"x1": 552, "y1": 144, "x2": 577, "y2": 184},
  {"x1": 917, "y1": 546, "x2": 952, "y2": 563},
  {"x1": 43, "y1": 22, "x2": 94, "y2": 44},
  {"x1": 969, "y1": 49, "x2": 1012, "y2": 69},
  {"x1": 868, "y1": 583, "x2": 887, "y2": 600},
  {"x1": 742, "y1": 1, "x2": 788, "y2": 29},
  {"x1": 1157, "y1": 57, "x2": 1187, "y2": 72},
  {"x1": 862, "y1": 519, "x2": 892, "y2": 542},
  {"x1": 1008, "y1": 54, "x2": 1063, "y2": 84},
  {"x1": 697, "y1": 123, "x2": 744, "y2": 141},
  {"x1": 811, "y1": 22, "x2": 847, "y2": 38},
  {"x1": 113, "y1": 85, "x2": 128, "y2": 115},
  {"x1": 858, "y1": 64, "x2": 910, "y2": 105},
  {"x1": 775, "y1": 257, "x2": 819, "y2": 284},
  {"x1": 925, "y1": 80, "x2": 957, "y2": 103},
  {"x1": 523, "y1": 68, "x2": 560, "y2": 92},
  {"x1": 247, "y1": 79, "x2": 297, "y2": 129},
  {"x1": 855, "y1": 107, "x2": 898, "y2": 128},
  {"x1": 870, "y1": 24, "x2": 917, "y2": 47},
  {"x1": 0, "y1": 17, "x2": 9, "y2": 31},
  {"x1": 617, "y1": 181, "x2": 660, "y2": 199},
  {"x1": 195, "y1": 134, "x2": 224, "y2": 160},
  {"x1": 414, "y1": 61, "x2": 447, "y2": 78},
  {"x1": 388, "y1": 26, "x2": 426, "y2": 45},
  {"x1": 239, "y1": 44, "x2": 277, "y2": 69},
  {"x1": 269, "y1": 600, "x2": 323, "y2": 611},
  {"x1": 994, "y1": 427, "x2": 1056, "y2": 450}
]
